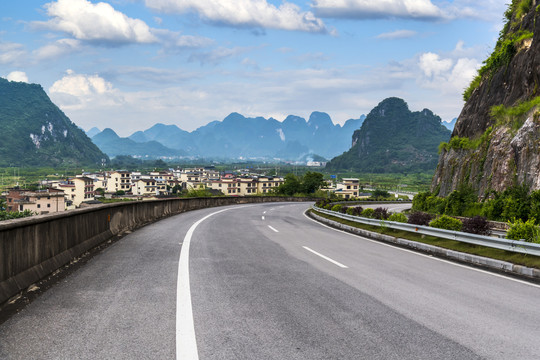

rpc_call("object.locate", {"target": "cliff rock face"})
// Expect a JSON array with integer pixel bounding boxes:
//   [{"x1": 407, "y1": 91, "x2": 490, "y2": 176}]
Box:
[
  {"x1": 432, "y1": 1, "x2": 540, "y2": 197},
  {"x1": 326, "y1": 97, "x2": 450, "y2": 173}
]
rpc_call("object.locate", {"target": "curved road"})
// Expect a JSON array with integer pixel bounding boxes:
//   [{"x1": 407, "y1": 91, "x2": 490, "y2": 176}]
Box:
[{"x1": 1, "y1": 202, "x2": 539, "y2": 359}]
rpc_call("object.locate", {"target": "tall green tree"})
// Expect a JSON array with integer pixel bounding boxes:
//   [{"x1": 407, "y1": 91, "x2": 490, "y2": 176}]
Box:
[
  {"x1": 301, "y1": 172, "x2": 325, "y2": 194},
  {"x1": 277, "y1": 173, "x2": 302, "y2": 196}
]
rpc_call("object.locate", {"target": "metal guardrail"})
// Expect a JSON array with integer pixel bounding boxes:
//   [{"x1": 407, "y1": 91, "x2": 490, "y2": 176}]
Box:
[{"x1": 312, "y1": 206, "x2": 540, "y2": 257}]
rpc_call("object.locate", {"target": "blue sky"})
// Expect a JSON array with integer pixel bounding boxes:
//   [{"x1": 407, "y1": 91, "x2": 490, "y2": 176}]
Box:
[{"x1": 1, "y1": 0, "x2": 506, "y2": 136}]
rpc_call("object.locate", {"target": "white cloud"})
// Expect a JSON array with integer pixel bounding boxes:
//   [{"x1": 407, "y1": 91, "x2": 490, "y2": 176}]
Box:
[
  {"x1": 417, "y1": 44, "x2": 480, "y2": 94},
  {"x1": 312, "y1": 0, "x2": 444, "y2": 20},
  {"x1": 33, "y1": 38, "x2": 82, "y2": 60},
  {"x1": 189, "y1": 47, "x2": 250, "y2": 65},
  {"x1": 443, "y1": 0, "x2": 508, "y2": 21},
  {"x1": 145, "y1": 0, "x2": 328, "y2": 33},
  {"x1": 0, "y1": 41, "x2": 27, "y2": 65},
  {"x1": 376, "y1": 29, "x2": 417, "y2": 40},
  {"x1": 152, "y1": 29, "x2": 214, "y2": 51},
  {"x1": 49, "y1": 70, "x2": 124, "y2": 110},
  {"x1": 419, "y1": 53, "x2": 453, "y2": 77},
  {"x1": 34, "y1": 0, "x2": 158, "y2": 45},
  {"x1": 6, "y1": 71, "x2": 29, "y2": 83}
]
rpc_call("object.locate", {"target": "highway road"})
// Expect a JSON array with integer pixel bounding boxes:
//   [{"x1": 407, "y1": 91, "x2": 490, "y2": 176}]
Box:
[{"x1": 1, "y1": 202, "x2": 540, "y2": 359}]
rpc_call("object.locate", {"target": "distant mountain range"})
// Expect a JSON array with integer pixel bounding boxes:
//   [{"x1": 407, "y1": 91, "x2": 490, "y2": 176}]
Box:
[
  {"x1": 90, "y1": 112, "x2": 366, "y2": 160},
  {"x1": 326, "y1": 97, "x2": 451, "y2": 173},
  {"x1": 0, "y1": 78, "x2": 108, "y2": 167},
  {"x1": 442, "y1": 118, "x2": 457, "y2": 131}
]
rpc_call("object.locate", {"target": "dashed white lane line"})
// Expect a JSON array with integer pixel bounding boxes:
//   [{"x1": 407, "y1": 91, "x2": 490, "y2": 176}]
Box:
[
  {"x1": 177, "y1": 207, "x2": 232, "y2": 360},
  {"x1": 303, "y1": 246, "x2": 349, "y2": 268},
  {"x1": 304, "y1": 211, "x2": 540, "y2": 289},
  {"x1": 268, "y1": 225, "x2": 279, "y2": 233},
  {"x1": 262, "y1": 216, "x2": 265, "y2": 220}
]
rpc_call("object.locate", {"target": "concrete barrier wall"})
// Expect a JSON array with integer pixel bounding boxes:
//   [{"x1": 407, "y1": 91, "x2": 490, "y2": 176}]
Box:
[{"x1": 0, "y1": 196, "x2": 312, "y2": 305}]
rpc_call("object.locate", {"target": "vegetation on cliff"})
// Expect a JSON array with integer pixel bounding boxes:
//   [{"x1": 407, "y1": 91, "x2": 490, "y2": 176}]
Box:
[
  {"x1": 326, "y1": 98, "x2": 450, "y2": 174},
  {"x1": 0, "y1": 78, "x2": 108, "y2": 167},
  {"x1": 432, "y1": 0, "x2": 540, "y2": 197},
  {"x1": 463, "y1": 0, "x2": 535, "y2": 101}
]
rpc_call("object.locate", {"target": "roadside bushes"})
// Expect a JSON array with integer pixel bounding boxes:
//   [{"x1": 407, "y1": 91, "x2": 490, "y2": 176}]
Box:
[
  {"x1": 462, "y1": 216, "x2": 491, "y2": 236},
  {"x1": 429, "y1": 215, "x2": 463, "y2": 231},
  {"x1": 407, "y1": 211, "x2": 433, "y2": 226},
  {"x1": 346, "y1": 206, "x2": 363, "y2": 216},
  {"x1": 373, "y1": 207, "x2": 389, "y2": 220},
  {"x1": 361, "y1": 208, "x2": 375, "y2": 218},
  {"x1": 388, "y1": 213, "x2": 407, "y2": 223},
  {"x1": 412, "y1": 185, "x2": 540, "y2": 223},
  {"x1": 0, "y1": 210, "x2": 34, "y2": 221},
  {"x1": 506, "y1": 218, "x2": 540, "y2": 243},
  {"x1": 315, "y1": 199, "x2": 331, "y2": 208}
]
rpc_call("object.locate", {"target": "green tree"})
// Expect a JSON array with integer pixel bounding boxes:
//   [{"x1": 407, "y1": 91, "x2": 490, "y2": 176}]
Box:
[
  {"x1": 444, "y1": 185, "x2": 477, "y2": 216},
  {"x1": 276, "y1": 173, "x2": 302, "y2": 196},
  {"x1": 371, "y1": 189, "x2": 390, "y2": 199},
  {"x1": 301, "y1": 172, "x2": 325, "y2": 194},
  {"x1": 500, "y1": 185, "x2": 530, "y2": 221},
  {"x1": 153, "y1": 159, "x2": 168, "y2": 170}
]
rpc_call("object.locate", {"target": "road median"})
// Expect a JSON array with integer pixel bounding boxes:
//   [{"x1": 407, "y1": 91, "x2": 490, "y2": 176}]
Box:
[{"x1": 308, "y1": 209, "x2": 540, "y2": 282}]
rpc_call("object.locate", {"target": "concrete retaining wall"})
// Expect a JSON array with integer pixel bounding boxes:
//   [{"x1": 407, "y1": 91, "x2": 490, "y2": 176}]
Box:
[{"x1": 0, "y1": 196, "x2": 311, "y2": 305}]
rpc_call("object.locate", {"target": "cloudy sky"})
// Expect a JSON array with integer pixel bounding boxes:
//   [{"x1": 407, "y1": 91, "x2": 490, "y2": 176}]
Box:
[{"x1": 1, "y1": 0, "x2": 506, "y2": 136}]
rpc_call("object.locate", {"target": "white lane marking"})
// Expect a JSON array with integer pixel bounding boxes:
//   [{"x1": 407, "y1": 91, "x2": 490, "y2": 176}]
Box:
[
  {"x1": 263, "y1": 211, "x2": 267, "y2": 214},
  {"x1": 303, "y1": 246, "x2": 349, "y2": 268},
  {"x1": 177, "y1": 208, "x2": 232, "y2": 360},
  {"x1": 268, "y1": 225, "x2": 279, "y2": 233},
  {"x1": 262, "y1": 216, "x2": 265, "y2": 220},
  {"x1": 304, "y1": 211, "x2": 540, "y2": 289}
]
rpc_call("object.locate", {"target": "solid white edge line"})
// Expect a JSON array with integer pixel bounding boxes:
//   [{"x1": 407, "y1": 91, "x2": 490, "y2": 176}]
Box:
[
  {"x1": 303, "y1": 246, "x2": 348, "y2": 268},
  {"x1": 268, "y1": 225, "x2": 279, "y2": 233},
  {"x1": 304, "y1": 211, "x2": 540, "y2": 289},
  {"x1": 177, "y1": 208, "x2": 232, "y2": 360}
]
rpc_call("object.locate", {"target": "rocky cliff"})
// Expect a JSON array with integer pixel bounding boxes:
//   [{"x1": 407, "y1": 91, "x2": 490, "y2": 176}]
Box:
[{"x1": 432, "y1": 0, "x2": 540, "y2": 197}]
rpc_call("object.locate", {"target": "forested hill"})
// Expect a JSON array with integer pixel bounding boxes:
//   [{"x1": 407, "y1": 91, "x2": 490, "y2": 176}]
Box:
[
  {"x1": 326, "y1": 97, "x2": 451, "y2": 173},
  {"x1": 0, "y1": 78, "x2": 108, "y2": 167}
]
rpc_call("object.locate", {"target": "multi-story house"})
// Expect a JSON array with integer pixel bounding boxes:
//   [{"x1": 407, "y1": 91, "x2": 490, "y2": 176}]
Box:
[
  {"x1": 335, "y1": 178, "x2": 360, "y2": 199},
  {"x1": 106, "y1": 171, "x2": 132, "y2": 193},
  {"x1": 209, "y1": 176, "x2": 283, "y2": 196},
  {"x1": 6, "y1": 188, "x2": 65, "y2": 214},
  {"x1": 257, "y1": 176, "x2": 284, "y2": 194},
  {"x1": 132, "y1": 177, "x2": 168, "y2": 196},
  {"x1": 238, "y1": 177, "x2": 259, "y2": 195},
  {"x1": 53, "y1": 177, "x2": 95, "y2": 207},
  {"x1": 79, "y1": 173, "x2": 107, "y2": 192}
]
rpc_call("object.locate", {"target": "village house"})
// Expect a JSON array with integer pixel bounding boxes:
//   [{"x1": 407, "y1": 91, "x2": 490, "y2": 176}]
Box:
[
  {"x1": 106, "y1": 170, "x2": 132, "y2": 193},
  {"x1": 132, "y1": 177, "x2": 168, "y2": 196},
  {"x1": 335, "y1": 178, "x2": 360, "y2": 199},
  {"x1": 53, "y1": 177, "x2": 95, "y2": 208},
  {"x1": 257, "y1": 176, "x2": 284, "y2": 194},
  {"x1": 6, "y1": 188, "x2": 65, "y2": 214}
]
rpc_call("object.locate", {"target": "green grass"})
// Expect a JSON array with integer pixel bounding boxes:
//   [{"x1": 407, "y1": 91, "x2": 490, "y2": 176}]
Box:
[
  {"x1": 439, "y1": 127, "x2": 493, "y2": 153},
  {"x1": 311, "y1": 210, "x2": 540, "y2": 269},
  {"x1": 491, "y1": 96, "x2": 540, "y2": 131}
]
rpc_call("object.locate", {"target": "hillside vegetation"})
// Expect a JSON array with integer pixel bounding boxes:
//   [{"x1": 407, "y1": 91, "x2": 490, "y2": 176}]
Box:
[
  {"x1": 0, "y1": 78, "x2": 108, "y2": 167},
  {"x1": 326, "y1": 98, "x2": 450, "y2": 173}
]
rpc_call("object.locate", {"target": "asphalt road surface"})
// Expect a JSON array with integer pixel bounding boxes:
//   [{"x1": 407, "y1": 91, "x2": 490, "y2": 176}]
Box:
[{"x1": 1, "y1": 202, "x2": 539, "y2": 359}]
